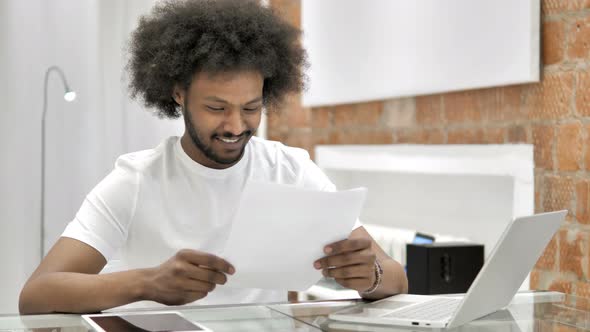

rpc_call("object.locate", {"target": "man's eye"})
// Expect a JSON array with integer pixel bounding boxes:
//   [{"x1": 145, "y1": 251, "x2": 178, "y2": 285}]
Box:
[
  {"x1": 243, "y1": 107, "x2": 261, "y2": 113},
  {"x1": 206, "y1": 106, "x2": 224, "y2": 111}
]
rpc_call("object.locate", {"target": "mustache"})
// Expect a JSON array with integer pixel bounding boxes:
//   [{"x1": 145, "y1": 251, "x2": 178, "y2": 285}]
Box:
[{"x1": 214, "y1": 129, "x2": 255, "y2": 139}]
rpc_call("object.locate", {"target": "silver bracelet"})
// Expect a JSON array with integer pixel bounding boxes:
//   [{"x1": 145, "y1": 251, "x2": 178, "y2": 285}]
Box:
[{"x1": 361, "y1": 259, "x2": 383, "y2": 295}]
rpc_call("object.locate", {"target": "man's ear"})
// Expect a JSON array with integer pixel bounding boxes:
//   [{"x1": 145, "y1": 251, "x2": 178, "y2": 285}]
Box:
[{"x1": 172, "y1": 84, "x2": 185, "y2": 107}]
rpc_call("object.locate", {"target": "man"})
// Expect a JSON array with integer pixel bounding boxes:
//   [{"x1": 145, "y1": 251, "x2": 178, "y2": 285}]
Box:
[{"x1": 19, "y1": 0, "x2": 407, "y2": 314}]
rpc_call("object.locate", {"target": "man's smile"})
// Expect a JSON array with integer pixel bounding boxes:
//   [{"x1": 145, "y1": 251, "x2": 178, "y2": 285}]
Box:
[{"x1": 214, "y1": 134, "x2": 248, "y2": 151}]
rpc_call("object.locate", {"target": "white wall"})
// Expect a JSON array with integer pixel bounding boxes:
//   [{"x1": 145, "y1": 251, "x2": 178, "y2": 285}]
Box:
[
  {"x1": 0, "y1": 0, "x2": 183, "y2": 314},
  {"x1": 0, "y1": 0, "x2": 47, "y2": 316},
  {"x1": 302, "y1": 0, "x2": 540, "y2": 106}
]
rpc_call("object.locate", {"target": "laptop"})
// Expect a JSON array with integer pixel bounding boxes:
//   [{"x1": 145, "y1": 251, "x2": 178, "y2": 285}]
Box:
[
  {"x1": 329, "y1": 210, "x2": 567, "y2": 329},
  {"x1": 327, "y1": 309, "x2": 524, "y2": 332}
]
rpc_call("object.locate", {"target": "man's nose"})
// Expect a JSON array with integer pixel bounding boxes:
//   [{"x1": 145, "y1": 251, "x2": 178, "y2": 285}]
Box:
[{"x1": 223, "y1": 109, "x2": 246, "y2": 136}]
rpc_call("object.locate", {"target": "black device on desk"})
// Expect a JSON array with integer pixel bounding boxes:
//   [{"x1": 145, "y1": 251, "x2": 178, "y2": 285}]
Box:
[{"x1": 406, "y1": 242, "x2": 484, "y2": 295}]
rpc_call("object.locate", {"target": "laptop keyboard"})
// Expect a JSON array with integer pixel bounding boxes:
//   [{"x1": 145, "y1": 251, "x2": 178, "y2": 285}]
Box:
[{"x1": 382, "y1": 298, "x2": 461, "y2": 321}]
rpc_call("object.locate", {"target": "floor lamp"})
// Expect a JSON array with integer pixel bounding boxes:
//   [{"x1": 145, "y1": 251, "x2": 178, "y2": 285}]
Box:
[{"x1": 41, "y1": 66, "x2": 76, "y2": 262}]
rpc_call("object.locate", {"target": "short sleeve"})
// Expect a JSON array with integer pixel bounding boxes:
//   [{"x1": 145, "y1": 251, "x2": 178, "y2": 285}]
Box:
[{"x1": 61, "y1": 159, "x2": 139, "y2": 260}]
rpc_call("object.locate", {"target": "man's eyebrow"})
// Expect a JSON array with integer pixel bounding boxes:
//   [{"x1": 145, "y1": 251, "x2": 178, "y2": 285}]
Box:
[
  {"x1": 204, "y1": 96, "x2": 263, "y2": 105},
  {"x1": 244, "y1": 96, "x2": 263, "y2": 105},
  {"x1": 204, "y1": 96, "x2": 228, "y2": 103}
]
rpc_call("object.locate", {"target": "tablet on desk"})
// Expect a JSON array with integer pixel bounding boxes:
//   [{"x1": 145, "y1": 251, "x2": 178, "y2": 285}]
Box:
[{"x1": 82, "y1": 311, "x2": 212, "y2": 332}]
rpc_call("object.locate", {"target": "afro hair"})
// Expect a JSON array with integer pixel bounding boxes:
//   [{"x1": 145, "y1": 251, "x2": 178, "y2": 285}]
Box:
[{"x1": 126, "y1": 0, "x2": 307, "y2": 118}]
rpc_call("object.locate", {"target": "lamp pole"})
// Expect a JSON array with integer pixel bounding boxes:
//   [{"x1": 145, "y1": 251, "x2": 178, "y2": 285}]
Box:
[{"x1": 41, "y1": 66, "x2": 76, "y2": 262}]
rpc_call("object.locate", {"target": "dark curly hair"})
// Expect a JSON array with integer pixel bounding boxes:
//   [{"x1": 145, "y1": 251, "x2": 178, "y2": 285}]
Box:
[{"x1": 126, "y1": 0, "x2": 307, "y2": 119}]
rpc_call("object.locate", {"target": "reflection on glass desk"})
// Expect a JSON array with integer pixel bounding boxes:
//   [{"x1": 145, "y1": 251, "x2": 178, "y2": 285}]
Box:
[{"x1": 2, "y1": 291, "x2": 590, "y2": 331}]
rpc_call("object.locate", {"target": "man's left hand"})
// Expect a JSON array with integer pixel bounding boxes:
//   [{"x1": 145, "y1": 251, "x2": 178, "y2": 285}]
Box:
[{"x1": 313, "y1": 238, "x2": 376, "y2": 293}]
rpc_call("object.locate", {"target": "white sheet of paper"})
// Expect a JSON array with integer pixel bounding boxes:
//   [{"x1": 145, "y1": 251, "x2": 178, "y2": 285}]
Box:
[{"x1": 220, "y1": 181, "x2": 367, "y2": 291}]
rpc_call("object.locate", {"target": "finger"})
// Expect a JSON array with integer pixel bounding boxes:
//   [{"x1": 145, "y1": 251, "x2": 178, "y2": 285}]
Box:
[
  {"x1": 183, "y1": 263, "x2": 229, "y2": 285},
  {"x1": 182, "y1": 278, "x2": 217, "y2": 293},
  {"x1": 315, "y1": 250, "x2": 375, "y2": 269},
  {"x1": 334, "y1": 277, "x2": 372, "y2": 291},
  {"x1": 324, "y1": 238, "x2": 371, "y2": 256},
  {"x1": 323, "y1": 264, "x2": 374, "y2": 279},
  {"x1": 176, "y1": 249, "x2": 235, "y2": 274}
]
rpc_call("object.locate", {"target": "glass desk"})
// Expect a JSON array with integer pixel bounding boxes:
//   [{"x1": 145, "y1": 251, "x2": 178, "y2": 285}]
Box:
[{"x1": 1, "y1": 291, "x2": 589, "y2": 331}]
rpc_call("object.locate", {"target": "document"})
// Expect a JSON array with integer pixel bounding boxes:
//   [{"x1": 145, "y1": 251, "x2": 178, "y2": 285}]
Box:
[{"x1": 221, "y1": 181, "x2": 367, "y2": 291}]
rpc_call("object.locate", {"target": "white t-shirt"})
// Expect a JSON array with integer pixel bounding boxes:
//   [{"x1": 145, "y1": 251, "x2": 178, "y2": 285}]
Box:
[{"x1": 62, "y1": 136, "x2": 358, "y2": 307}]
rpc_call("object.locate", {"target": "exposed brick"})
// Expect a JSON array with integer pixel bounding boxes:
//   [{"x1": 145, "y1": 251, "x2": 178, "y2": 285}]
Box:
[
  {"x1": 483, "y1": 127, "x2": 506, "y2": 144},
  {"x1": 523, "y1": 72, "x2": 574, "y2": 120},
  {"x1": 557, "y1": 122, "x2": 583, "y2": 171},
  {"x1": 267, "y1": 110, "x2": 285, "y2": 131},
  {"x1": 332, "y1": 102, "x2": 383, "y2": 127},
  {"x1": 548, "y1": 279, "x2": 573, "y2": 294},
  {"x1": 311, "y1": 131, "x2": 330, "y2": 146},
  {"x1": 543, "y1": 175, "x2": 574, "y2": 214},
  {"x1": 576, "y1": 291, "x2": 590, "y2": 312},
  {"x1": 269, "y1": 0, "x2": 301, "y2": 28},
  {"x1": 381, "y1": 98, "x2": 416, "y2": 128},
  {"x1": 283, "y1": 129, "x2": 313, "y2": 153},
  {"x1": 443, "y1": 91, "x2": 482, "y2": 124},
  {"x1": 532, "y1": 125, "x2": 555, "y2": 170},
  {"x1": 556, "y1": 321, "x2": 580, "y2": 332},
  {"x1": 501, "y1": 85, "x2": 525, "y2": 114},
  {"x1": 268, "y1": 93, "x2": 308, "y2": 129},
  {"x1": 286, "y1": 105, "x2": 311, "y2": 128},
  {"x1": 484, "y1": 86, "x2": 524, "y2": 123},
  {"x1": 536, "y1": 321, "x2": 554, "y2": 331},
  {"x1": 559, "y1": 229, "x2": 587, "y2": 278},
  {"x1": 267, "y1": 129, "x2": 286, "y2": 142},
  {"x1": 544, "y1": 19, "x2": 566, "y2": 65},
  {"x1": 576, "y1": 70, "x2": 590, "y2": 117},
  {"x1": 542, "y1": 0, "x2": 590, "y2": 14},
  {"x1": 476, "y1": 89, "x2": 503, "y2": 122},
  {"x1": 310, "y1": 107, "x2": 331, "y2": 129},
  {"x1": 536, "y1": 234, "x2": 558, "y2": 270},
  {"x1": 530, "y1": 269, "x2": 541, "y2": 289},
  {"x1": 577, "y1": 281, "x2": 590, "y2": 300},
  {"x1": 554, "y1": 325, "x2": 582, "y2": 332},
  {"x1": 568, "y1": 16, "x2": 590, "y2": 60},
  {"x1": 576, "y1": 180, "x2": 590, "y2": 224},
  {"x1": 447, "y1": 128, "x2": 485, "y2": 144},
  {"x1": 542, "y1": 0, "x2": 570, "y2": 14},
  {"x1": 415, "y1": 95, "x2": 443, "y2": 126},
  {"x1": 507, "y1": 125, "x2": 529, "y2": 143},
  {"x1": 396, "y1": 129, "x2": 445, "y2": 144},
  {"x1": 536, "y1": 172, "x2": 544, "y2": 213},
  {"x1": 328, "y1": 130, "x2": 393, "y2": 145}
]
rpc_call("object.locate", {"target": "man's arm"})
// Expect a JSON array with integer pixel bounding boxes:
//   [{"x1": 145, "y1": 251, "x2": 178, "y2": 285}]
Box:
[
  {"x1": 19, "y1": 237, "x2": 144, "y2": 314},
  {"x1": 351, "y1": 226, "x2": 408, "y2": 299},
  {"x1": 314, "y1": 226, "x2": 408, "y2": 300},
  {"x1": 19, "y1": 238, "x2": 234, "y2": 314}
]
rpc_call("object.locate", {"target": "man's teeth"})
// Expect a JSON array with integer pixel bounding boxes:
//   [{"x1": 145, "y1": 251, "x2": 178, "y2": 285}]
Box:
[{"x1": 219, "y1": 137, "x2": 239, "y2": 143}]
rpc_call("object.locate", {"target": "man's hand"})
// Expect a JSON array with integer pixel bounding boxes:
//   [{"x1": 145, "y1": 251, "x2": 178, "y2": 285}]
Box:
[
  {"x1": 144, "y1": 249, "x2": 235, "y2": 305},
  {"x1": 313, "y1": 238, "x2": 376, "y2": 293}
]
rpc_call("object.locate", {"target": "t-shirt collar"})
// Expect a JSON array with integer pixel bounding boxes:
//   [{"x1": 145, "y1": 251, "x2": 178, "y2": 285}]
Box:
[{"x1": 174, "y1": 136, "x2": 249, "y2": 177}]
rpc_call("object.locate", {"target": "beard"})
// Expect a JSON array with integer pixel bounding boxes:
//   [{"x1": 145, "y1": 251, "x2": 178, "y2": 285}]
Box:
[{"x1": 182, "y1": 100, "x2": 254, "y2": 166}]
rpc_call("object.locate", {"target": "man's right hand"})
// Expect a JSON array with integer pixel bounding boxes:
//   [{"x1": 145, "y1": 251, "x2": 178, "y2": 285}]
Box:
[{"x1": 144, "y1": 249, "x2": 235, "y2": 305}]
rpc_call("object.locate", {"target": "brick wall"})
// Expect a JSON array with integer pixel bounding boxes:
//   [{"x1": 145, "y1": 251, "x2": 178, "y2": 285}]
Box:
[{"x1": 269, "y1": 0, "x2": 590, "y2": 296}]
